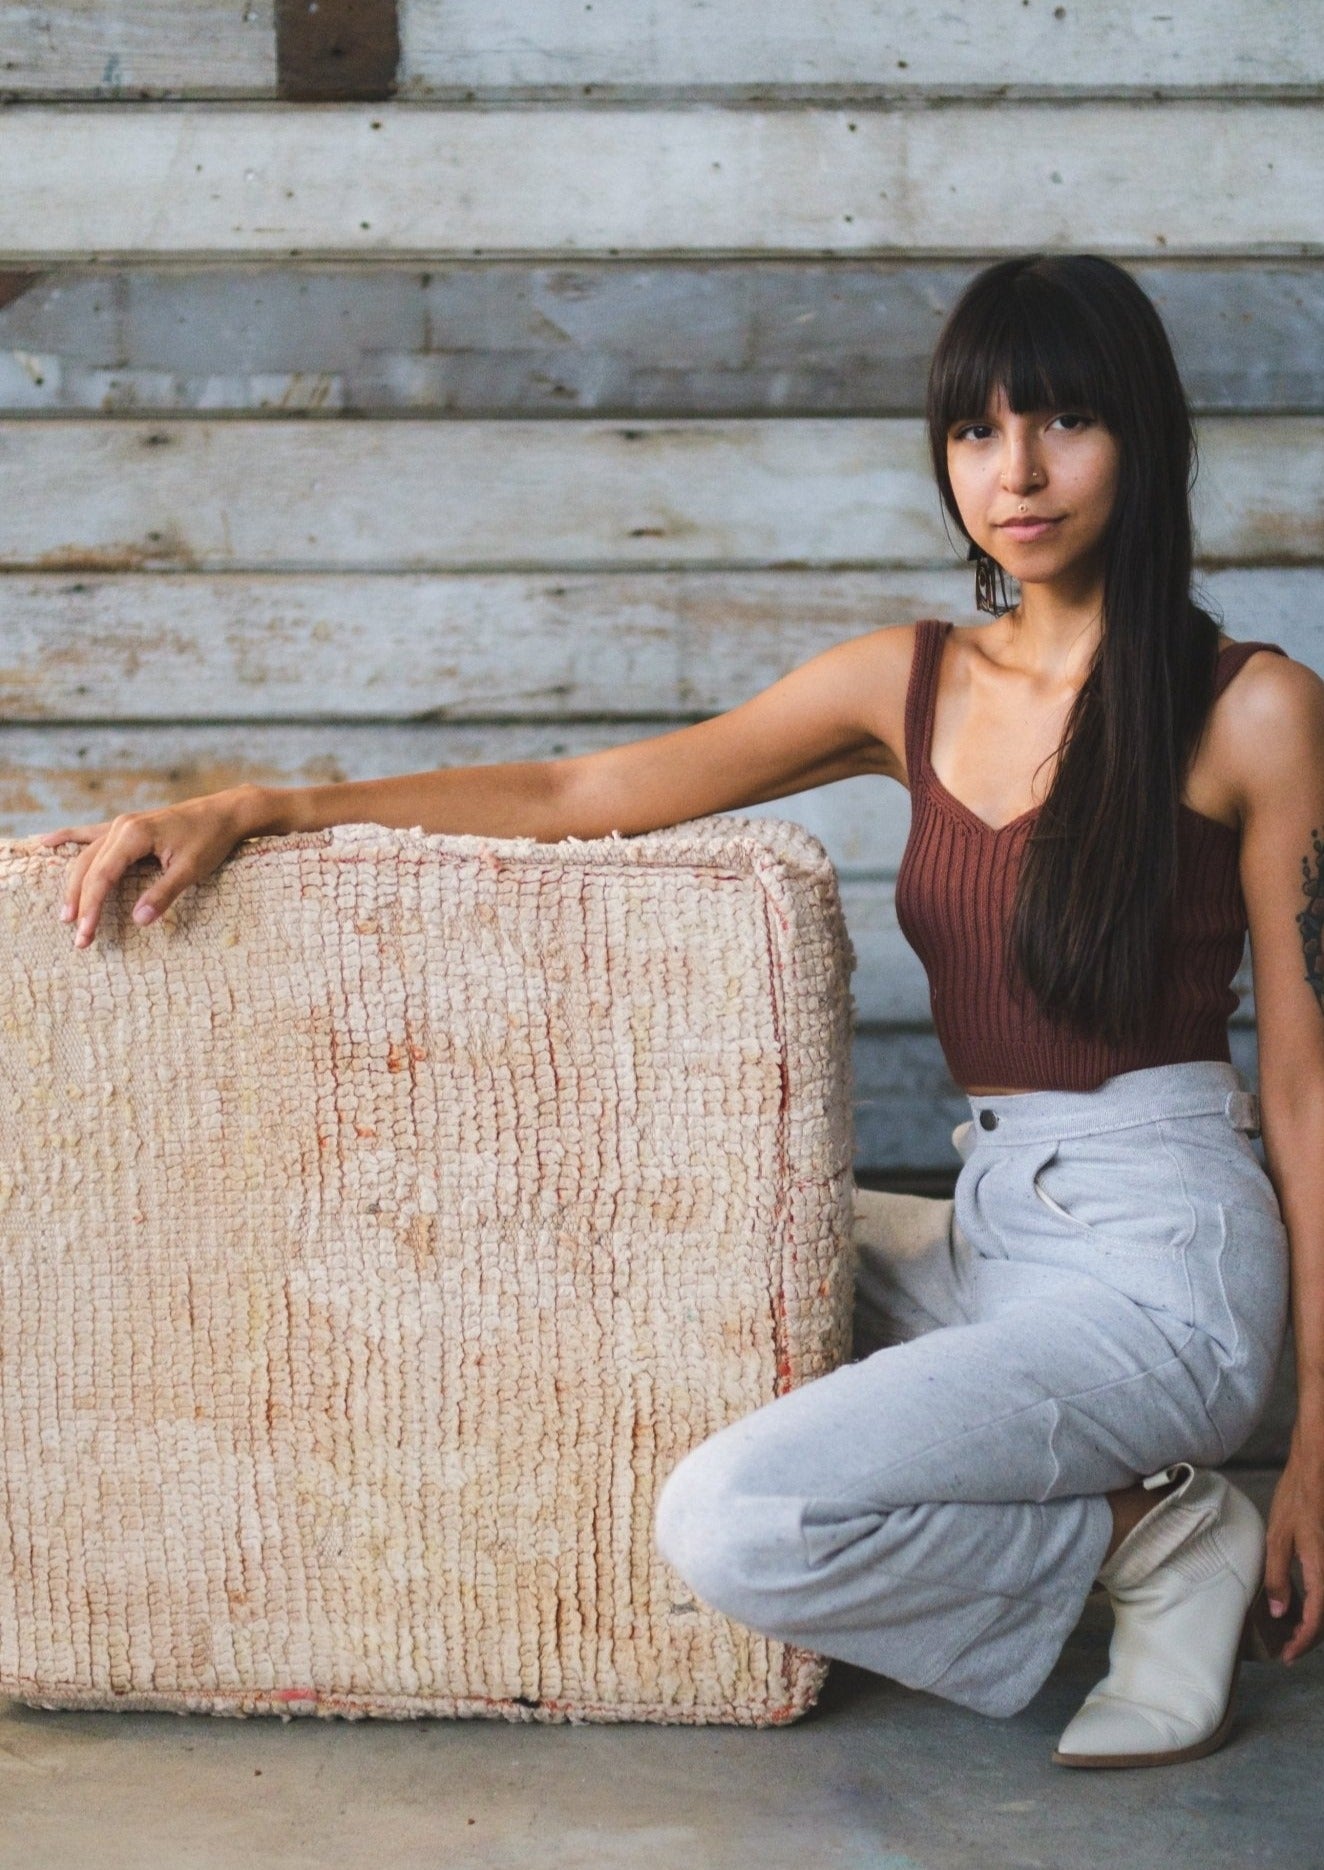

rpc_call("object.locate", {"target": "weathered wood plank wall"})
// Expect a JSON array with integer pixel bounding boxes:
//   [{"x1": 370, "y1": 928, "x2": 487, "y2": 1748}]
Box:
[
  {"x1": 395, "y1": 2, "x2": 1324, "y2": 96},
  {"x1": 4, "y1": 263, "x2": 1323, "y2": 413},
  {"x1": 2, "y1": 104, "x2": 1323, "y2": 257},
  {"x1": 3, "y1": 3, "x2": 1320, "y2": 95},
  {"x1": 0, "y1": 4, "x2": 1321, "y2": 1184},
  {"x1": 4, "y1": 418, "x2": 1323, "y2": 565}
]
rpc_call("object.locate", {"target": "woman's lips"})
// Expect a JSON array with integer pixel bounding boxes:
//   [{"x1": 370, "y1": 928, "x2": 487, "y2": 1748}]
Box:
[{"x1": 998, "y1": 517, "x2": 1063, "y2": 541}]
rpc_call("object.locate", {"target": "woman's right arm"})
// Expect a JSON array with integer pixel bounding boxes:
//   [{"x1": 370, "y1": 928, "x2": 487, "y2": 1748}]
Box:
[{"x1": 38, "y1": 622, "x2": 911, "y2": 947}]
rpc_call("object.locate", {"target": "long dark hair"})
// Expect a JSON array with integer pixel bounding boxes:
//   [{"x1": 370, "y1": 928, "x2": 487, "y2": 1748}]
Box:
[{"x1": 925, "y1": 253, "x2": 1224, "y2": 1048}]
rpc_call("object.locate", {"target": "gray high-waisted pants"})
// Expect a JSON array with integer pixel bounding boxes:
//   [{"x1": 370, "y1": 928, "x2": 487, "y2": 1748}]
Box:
[{"x1": 653, "y1": 1060, "x2": 1290, "y2": 1717}]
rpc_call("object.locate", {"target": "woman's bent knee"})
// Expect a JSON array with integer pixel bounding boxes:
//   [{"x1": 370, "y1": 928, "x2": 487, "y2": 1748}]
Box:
[
  {"x1": 654, "y1": 1443, "x2": 811, "y2": 1620},
  {"x1": 653, "y1": 1445, "x2": 738, "y2": 1602}
]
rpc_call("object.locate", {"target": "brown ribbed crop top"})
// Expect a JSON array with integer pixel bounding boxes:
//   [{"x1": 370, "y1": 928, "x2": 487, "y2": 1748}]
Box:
[{"x1": 893, "y1": 618, "x2": 1289, "y2": 1092}]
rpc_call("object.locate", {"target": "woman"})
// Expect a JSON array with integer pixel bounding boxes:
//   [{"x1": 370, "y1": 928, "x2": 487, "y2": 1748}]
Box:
[{"x1": 35, "y1": 253, "x2": 1324, "y2": 1766}]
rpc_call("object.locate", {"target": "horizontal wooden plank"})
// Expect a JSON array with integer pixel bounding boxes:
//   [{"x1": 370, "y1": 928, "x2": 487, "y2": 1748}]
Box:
[
  {"x1": 0, "y1": 567, "x2": 972, "y2": 718},
  {"x1": 0, "y1": 416, "x2": 954, "y2": 570},
  {"x1": 0, "y1": 2, "x2": 274, "y2": 95},
  {"x1": 4, "y1": 261, "x2": 1324, "y2": 416},
  {"x1": 397, "y1": 1, "x2": 1324, "y2": 98},
  {"x1": 1, "y1": 418, "x2": 1321, "y2": 572},
  {"x1": 3, "y1": 566, "x2": 1320, "y2": 722},
  {"x1": 3, "y1": 2, "x2": 1319, "y2": 97},
  {"x1": 0, "y1": 106, "x2": 1321, "y2": 260}
]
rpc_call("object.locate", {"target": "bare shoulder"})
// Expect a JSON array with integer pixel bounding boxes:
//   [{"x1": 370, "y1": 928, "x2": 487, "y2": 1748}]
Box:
[
  {"x1": 1218, "y1": 641, "x2": 1319, "y2": 726},
  {"x1": 841, "y1": 618, "x2": 929, "y2": 783},
  {"x1": 1215, "y1": 645, "x2": 1324, "y2": 808},
  {"x1": 846, "y1": 615, "x2": 926, "y2": 674}
]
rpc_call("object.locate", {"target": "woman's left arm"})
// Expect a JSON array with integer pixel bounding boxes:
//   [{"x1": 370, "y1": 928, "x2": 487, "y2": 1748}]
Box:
[{"x1": 1233, "y1": 649, "x2": 1324, "y2": 1664}]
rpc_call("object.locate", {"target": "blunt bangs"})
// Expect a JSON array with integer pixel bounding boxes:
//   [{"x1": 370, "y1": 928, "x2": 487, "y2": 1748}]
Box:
[{"x1": 927, "y1": 271, "x2": 1120, "y2": 443}]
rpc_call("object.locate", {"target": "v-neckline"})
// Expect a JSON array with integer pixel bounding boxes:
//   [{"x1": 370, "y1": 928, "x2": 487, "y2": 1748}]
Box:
[
  {"x1": 920, "y1": 621, "x2": 1242, "y2": 840},
  {"x1": 921, "y1": 621, "x2": 1061, "y2": 837},
  {"x1": 922, "y1": 763, "x2": 1042, "y2": 839}
]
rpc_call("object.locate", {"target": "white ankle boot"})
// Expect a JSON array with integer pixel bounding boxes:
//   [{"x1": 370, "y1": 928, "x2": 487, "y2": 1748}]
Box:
[{"x1": 1053, "y1": 1462, "x2": 1290, "y2": 1769}]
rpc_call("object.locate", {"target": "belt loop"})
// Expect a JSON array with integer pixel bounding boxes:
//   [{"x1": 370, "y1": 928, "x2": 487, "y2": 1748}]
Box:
[{"x1": 1223, "y1": 1087, "x2": 1261, "y2": 1137}]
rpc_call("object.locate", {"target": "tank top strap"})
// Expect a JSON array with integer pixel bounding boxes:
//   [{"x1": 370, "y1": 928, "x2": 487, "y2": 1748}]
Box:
[
  {"x1": 903, "y1": 617, "x2": 951, "y2": 790},
  {"x1": 1213, "y1": 638, "x2": 1287, "y2": 699}
]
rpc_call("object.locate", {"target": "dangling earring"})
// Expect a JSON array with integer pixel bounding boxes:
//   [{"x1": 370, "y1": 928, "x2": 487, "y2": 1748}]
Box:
[{"x1": 967, "y1": 540, "x2": 1013, "y2": 616}]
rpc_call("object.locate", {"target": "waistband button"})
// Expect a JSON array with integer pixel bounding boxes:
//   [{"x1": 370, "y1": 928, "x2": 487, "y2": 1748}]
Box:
[{"x1": 979, "y1": 1109, "x2": 998, "y2": 1130}]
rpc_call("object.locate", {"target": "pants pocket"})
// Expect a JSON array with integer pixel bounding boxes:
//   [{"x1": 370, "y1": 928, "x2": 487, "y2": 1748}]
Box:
[
  {"x1": 1030, "y1": 1161, "x2": 1085, "y2": 1231},
  {"x1": 1028, "y1": 1125, "x2": 1199, "y2": 1256}
]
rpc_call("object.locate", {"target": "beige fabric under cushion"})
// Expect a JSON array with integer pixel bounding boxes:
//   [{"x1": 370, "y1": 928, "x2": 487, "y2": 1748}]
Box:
[{"x1": 0, "y1": 814, "x2": 857, "y2": 1724}]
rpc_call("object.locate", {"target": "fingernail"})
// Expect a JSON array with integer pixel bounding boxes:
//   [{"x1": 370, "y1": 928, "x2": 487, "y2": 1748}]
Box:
[
  {"x1": 58, "y1": 904, "x2": 74, "y2": 922},
  {"x1": 133, "y1": 903, "x2": 155, "y2": 925},
  {"x1": 1269, "y1": 1597, "x2": 1287, "y2": 1617}
]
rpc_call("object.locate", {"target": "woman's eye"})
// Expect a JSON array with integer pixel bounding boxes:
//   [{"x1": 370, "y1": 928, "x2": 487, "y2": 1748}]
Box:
[
  {"x1": 953, "y1": 423, "x2": 992, "y2": 441},
  {"x1": 1054, "y1": 412, "x2": 1092, "y2": 430}
]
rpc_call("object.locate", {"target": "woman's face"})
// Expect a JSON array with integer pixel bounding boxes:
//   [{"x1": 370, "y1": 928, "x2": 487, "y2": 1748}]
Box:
[{"x1": 945, "y1": 381, "x2": 1121, "y2": 595}]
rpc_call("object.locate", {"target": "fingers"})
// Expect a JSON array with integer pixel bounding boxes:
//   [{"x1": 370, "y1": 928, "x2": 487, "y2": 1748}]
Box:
[
  {"x1": 33, "y1": 823, "x2": 110, "y2": 847},
  {"x1": 1282, "y1": 1556, "x2": 1324, "y2": 1665},
  {"x1": 1264, "y1": 1456, "x2": 1324, "y2": 1666},
  {"x1": 1264, "y1": 1529, "x2": 1294, "y2": 1620},
  {"x1": 62, "y1": 816, "x2": 155, "y2": 949},
  {"x1": 41, "y1": 795, "x2": 246, "y2": 949},
  {"x1": 126, "y1": 870, "x2": 188, "y2": 931},
  {"x1": 30, "y1": 821, "x2": 115, "y2": 937}
]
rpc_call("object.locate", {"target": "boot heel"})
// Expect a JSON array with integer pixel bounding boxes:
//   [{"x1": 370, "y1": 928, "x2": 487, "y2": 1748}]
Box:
[{"x1": 1239, "y1": 1582, "x2": 1301, "y2": 1662}]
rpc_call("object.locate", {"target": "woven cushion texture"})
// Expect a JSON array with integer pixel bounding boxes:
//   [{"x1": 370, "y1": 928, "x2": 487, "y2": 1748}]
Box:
[{"x1": 0, "y1": 815, "x2": 856, "y2": 1724}]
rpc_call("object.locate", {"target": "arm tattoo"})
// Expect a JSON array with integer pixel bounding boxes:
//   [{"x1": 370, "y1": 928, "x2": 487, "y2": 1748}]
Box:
[{"x1": 1297, "y1": 826, "x2": 1324, "y2": 1014}]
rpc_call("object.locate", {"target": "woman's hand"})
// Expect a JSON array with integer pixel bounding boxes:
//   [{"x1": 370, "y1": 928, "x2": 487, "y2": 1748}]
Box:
[
  {"x1": 1264, "y1": 1430, "x2": 1324, "y2": 1664},
  {"x1": 32, "y1": 785, "x2": 263, "y2": 949}
]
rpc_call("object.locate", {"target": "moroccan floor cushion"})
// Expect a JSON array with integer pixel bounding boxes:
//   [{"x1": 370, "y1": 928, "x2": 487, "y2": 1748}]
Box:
[{"x1": 0, "y1": 814, "x2": 858, "y2": 1724}]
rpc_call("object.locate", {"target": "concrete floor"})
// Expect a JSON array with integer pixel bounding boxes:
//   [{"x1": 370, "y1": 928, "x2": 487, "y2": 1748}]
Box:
[{"x1": 2, "y1": 1469, "x2": 1319, "y2": 1870}]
